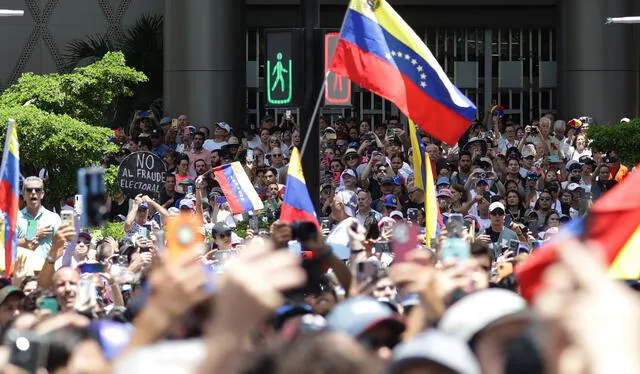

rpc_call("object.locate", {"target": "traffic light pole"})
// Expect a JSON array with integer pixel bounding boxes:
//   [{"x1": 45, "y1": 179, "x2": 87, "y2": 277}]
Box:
[{"x1": 299, "y1": 0, "x2": 322, "y2": 212}]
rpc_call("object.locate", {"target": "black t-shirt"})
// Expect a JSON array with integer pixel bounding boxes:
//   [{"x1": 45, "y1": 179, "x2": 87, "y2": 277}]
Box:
[
  {"x1": 159, "y1": 190, "x2": 184, "y2": 207},
  {"x1": 485, "y1": 227, "x2": 501, "y2": 243},
  {"x1": 108, "y1": 199, "x2": 129, "y2": 221}
]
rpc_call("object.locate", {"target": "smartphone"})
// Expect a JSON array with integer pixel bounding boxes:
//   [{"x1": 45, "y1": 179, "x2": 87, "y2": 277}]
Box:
[
  {"x1": 6, "y1": 330, "x2": 48, "y2": 374},
  {"x1": 61, "y1": 210, "x2": 74, "y2": 226},
  {"x1": 508, "y1": 239, "x2": 520, "y2": 254},
  {"x1": 249, "y1": 215, "x2": 259, "y2": 231},
  {"x1": 38, "y1": 296, "x2": 59, "y2": 315},
  {"x1": 26, "y1": 220, "x2": 38, "y2": 241},
  {"x1": 374, "y1": 240, "x2": 391, "y2": 254},
  {"x1": 320, "y1": 218, "x2": 331, "y2": 231},
  {"x1": 77, "y1": 278, "x2": 97, "y2": 309},
  {"x1": 446, "y1": 213, "x2": 465, "y2": 238},
  {"x1": 356, "y1": 260, "x2": 379, "y2": 285},
  {"x1": 285, "y1": 110, "x2": 292, "y2": 120},
  {"x1": 139, "y1": 111, "x2": 150, "y2": 118},
  {"x1": 187, "y1": 185, "x2": 194, "y2": 195},
  {"x1": 287, "y1": 240, "x2": 302, "y2": 255},
  {"x1": 441, "y1": 237, "x2": 470, "y2": 261},
  {"x1": 143, "y1": 223, "x2": 153, "y2": 233},
  {"x1": 406, "y1": 208, "x2": 419, "y2": 223},
  {"x1": 391, "y1": 223, "x2": 419, "y2": 263},
  {"x1": 246, "y1": 149, "x2": 254, "y2": 162},
  {"x1": 548, "y1": 155, "x2": 561, "y2": 163},
  {"x1": 386, "y1": 128, "x2": 395, "y2": 138},
  {"x1": 74, "y1": 194, "x2": 83, "y2": 216},
  {"x1": 216, "y1": 196, "x2": 227, "y2": 204},
  {"x1": 482, "y1": 191, "x2": 491, "y2": 201},
  {"x1": 79, "y1": 262, "x2": 104, "y2": 274},
  {"x1": 77, "y1": 167, "x2": 107, "y2": 227},
  {"x1": 138, "y1": 226, "x2": 148, "y2": 239}
]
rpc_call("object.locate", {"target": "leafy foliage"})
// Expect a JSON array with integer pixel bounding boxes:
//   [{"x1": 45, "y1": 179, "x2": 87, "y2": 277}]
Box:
[
  {"x1": 0, "y1": 52, "x2": 147, "y2": 126},
  {"x1": 104, "y1": 164, "x2": 121, "y2": 197},
  {"x1": 588, "y1": 119, "x2": 640, "y2": 166},
  {"x1": 89, "y1": 222, "x2": 126, "y2": 241},
  {"x1": 0, "y1": 53, "x2": 146, "y2": 207},
  {"x1": 64, "y1": 14, "x2": 164, "y2": 128}
]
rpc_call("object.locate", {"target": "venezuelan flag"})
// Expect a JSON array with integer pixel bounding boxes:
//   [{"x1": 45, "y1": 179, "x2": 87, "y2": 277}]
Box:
[
  {"x1": 212, "y1": 162, "x2": 264, "y2": 215},
  {"x1": 280, "y1": 147, "x2": 319, "y2": 228},
  {"x1": 330, "y1": 0, "x2": 477, "y2": 146},
  {"x1": 516, "y1": 170, "x2": 640, "y2": 303},
  {"x1": 0, "y1": 119, "x2": 20, "y2": 274}
]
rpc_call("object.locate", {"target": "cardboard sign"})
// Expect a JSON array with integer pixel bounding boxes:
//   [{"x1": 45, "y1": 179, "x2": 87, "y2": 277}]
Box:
[{"x1": 117, "y1": 151, "x2": 166, "y2": 198}]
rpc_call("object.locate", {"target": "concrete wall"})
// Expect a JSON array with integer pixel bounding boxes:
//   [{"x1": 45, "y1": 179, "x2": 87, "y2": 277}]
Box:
[{"x1": 0, "y1": 0, "x2": 163, "y2": 90}]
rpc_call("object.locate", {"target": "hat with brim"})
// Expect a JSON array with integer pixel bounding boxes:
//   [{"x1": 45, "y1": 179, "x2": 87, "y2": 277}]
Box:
[
  {"x1": 438, "y1": 289, "x2": 530, "y2": 344},
  {"x1": 388, "y1": 329, "x2": 481, "y2": 374},
  {"x1": 326, "y1": 296, "x2": 405, "y2": 338},
  {"x1": 0, "y1": 286, "x2": 24, "y2": 305}
]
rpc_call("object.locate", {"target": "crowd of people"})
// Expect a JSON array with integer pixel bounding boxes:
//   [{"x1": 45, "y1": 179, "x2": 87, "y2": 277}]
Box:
[{"x1": 0, "y1": 107, "x2": 638, "y2": 374}]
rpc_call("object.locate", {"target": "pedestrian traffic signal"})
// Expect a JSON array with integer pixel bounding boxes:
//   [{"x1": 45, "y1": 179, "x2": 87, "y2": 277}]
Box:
[
  {"x1": 265, "y1": 29, "x2": 303, "y2": 107},
  {"x1": 324, "y1": 32, "x2": 351, "y2": 106}
]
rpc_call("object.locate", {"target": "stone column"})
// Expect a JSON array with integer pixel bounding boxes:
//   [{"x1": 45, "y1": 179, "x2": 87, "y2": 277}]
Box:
[
  {"x1": 164, "y1": 0, "x2": 246, "y2": 131},
  {"x1": 558, "y1": 0, "x2": 636, "y2": 124}
]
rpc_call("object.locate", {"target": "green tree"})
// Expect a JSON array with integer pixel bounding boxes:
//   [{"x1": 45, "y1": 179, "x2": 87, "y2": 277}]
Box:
[
  {"x1": 0, "y1": 52, "x2": 146, "y2": 206},
  {"x1": 589, "y1": 120, "x2": 640, "y2": 166},
  {"x1": 64, "y1": 14, "x2": 164, "y2": 127}
]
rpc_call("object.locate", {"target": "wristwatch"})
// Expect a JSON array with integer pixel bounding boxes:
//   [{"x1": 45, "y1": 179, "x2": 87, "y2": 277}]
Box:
[{"x1": 46, "y1": 254, "x2": 56, "y2": 264}]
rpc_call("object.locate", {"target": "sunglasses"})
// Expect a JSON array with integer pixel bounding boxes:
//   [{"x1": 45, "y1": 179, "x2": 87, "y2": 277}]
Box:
[
  {"x1": 272, "y1": 154, "x2": 283, "y2": 158},
  {"x1": 216, "y1": 232, "x2": 231, "y2": 239},
  {"x1": 77, "y1": 240, "x2": 91, "y2": 245},
  {"x1": 490, "y1": 209, "x2": 505, "y2": 216},
  {"x1": 346, "y1": 155, "x2": 358, "y2": 160},
  {"x1": 25, "y1": 187, "x2": 43, "y2": 193}
]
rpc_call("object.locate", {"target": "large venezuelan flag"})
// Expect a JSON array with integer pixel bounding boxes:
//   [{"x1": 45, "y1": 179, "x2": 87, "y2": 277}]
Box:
[
  {"x1": 0, "y1": 119, "x2": 20, "y2": 274},
  {"x1": 330, "y1": 0, "x2": 477, "y2": 146},
  {"x1": 516, "y1": 170, "x2": 640, "y2": 303},
  {"x1": 280, "y1": 147, "x2": 319, "y2": 228},
  {"x1": 212, "y1": 162, "x2": 264, "y2": 215}
]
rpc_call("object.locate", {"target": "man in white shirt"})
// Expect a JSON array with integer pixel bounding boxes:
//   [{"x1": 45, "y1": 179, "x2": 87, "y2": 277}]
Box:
[{"x1": 203, "y1": 122, "x2": 232, "y2": 151}]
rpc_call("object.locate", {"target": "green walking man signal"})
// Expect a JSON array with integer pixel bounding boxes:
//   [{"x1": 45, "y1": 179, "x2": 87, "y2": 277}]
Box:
[{"x1": 267, "y1": 52, "x2": 292, "y2": 104}]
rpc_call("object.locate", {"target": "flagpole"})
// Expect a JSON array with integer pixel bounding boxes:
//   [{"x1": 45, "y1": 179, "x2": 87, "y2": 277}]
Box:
[
  {"x1": 300, "y1": 71, "x2": 329, "y2": 156},
  {"x1": 0, "y1": 119, "x2": 15, "y2": 183}
]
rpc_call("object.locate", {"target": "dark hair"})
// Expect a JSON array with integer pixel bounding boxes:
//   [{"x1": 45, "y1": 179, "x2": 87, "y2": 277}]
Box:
[
  {"x1": 44, "y1": 326, "x2": 97, "y2": 372},
  {"x1": 22, "y1": 289, "x2": 55, "y2": 312},
  {"x1": 20, "y1": 276, "x2": 38, "y2": 291},
  {"x1": 194, "y1": 131, "x2": 206, "y2": 139},
  {"x1": 459, "y1": 150, "x2": 472, "y2": 159}
]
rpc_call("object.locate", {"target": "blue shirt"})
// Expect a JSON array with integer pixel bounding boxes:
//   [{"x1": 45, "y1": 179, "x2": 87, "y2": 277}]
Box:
[
  {"x1": 152, "y1": 144, "x2": 170, "y2": 157},
  {"x1": 16, "y1": 207, "x2": 61, "y2": 259}
]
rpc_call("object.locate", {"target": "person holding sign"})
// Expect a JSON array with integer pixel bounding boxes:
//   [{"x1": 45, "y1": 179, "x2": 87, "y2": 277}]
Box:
[{"x1": 16, "y1": 176, "x2": 61, "y2": 260}]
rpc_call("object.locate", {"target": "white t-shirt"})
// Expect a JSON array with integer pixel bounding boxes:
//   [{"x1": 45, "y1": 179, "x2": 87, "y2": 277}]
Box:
[{"x1": 203, "y1": 139, "x2": 228, "y2": 151}]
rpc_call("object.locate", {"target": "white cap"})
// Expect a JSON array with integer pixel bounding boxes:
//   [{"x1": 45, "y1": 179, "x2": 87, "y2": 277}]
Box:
[
  {"x1": 567, "y1": 183, "x2": 583, "y2": 191},
  {"x1": 489, "y1": 201, "x2": 505, "y2": 213},
  {"x1": 439, "y1": 289, "x2": 529, "y2": 342},
  {"x1": 390, "y1": 210, "x2": 404, "y2": 219},
  {"x1": 215, "y1": 121, "x2": 232, "y2": 133}
]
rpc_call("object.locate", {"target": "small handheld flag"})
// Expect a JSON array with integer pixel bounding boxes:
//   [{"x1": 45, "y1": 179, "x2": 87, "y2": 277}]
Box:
[
  {"x1": 212, "y1": 162, "x2": 264, "y2": 215},
  {"x1": 280, "y1": 147, "x2": 319, "y2": 228},
  {"x1": 0, "y1": 119, "x2": 20, "y2": 273}
]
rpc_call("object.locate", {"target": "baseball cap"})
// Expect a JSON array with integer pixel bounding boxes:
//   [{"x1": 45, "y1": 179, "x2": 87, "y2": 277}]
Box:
[
  {"x1": 437, "y1": 189, "x2": 452, "y2": 199},
  {"x1": 384, "y1": 195, "x2": 399, "y2": 208},
  {"x1": 566, "y1": 160, "x2": 583, "y2": 171},
  {"x1": 521, "y1": 144, "x2": 536, "y2": 158},
  {"x1": 179, "y1": 199, "x2": 195, "y2": 210},
  {"x1": 215, "y1": 122, "x2": 232, "y2": 133},
  {"x1": 392, "y1": 176, "x2": 402, "y2": 186},
  {"x1": 389, "y1": 210, "x2": 403, "y2": 219},
  {"x1": 138, "y1": 202, "x2": 149, "y2": 210},
  {"x1": 381, "y1": 176, "x2": 395, "y2": 185},
  {"x1": 388, "y1": 329, "x2": 480, "y2": 374},
  {"x1": 343, "y1": 148, "x2": 358, "y2": 156},
  {"x1": 78, "y1": 232, "x2": 92, "y2": 241},
  {"x1": 438, "y1": 289, "x2": 529, "y2": 343},
  {"x1": 436, "y1": 177, "x2": 450, "y2": 186},
  {"x1": 0, "y1": 286, "x2": 24, "y2": 305},
  {"x1": 326, "y1": 296, "x2": 405, "y2": 337},
  {"x1": 567, "y1": 183, "x2": 583, "y2": 191},
  {"x1": 342, "y1": 169, "x2": 356, "y2": 178},
  {"x1": 348, "y1": 141, "x2": 360, "y2": 148},
  {"x1": 159, "y1": 117, "x2": 172, "y2": 125},
  {"x1": 212, "y1": 222, "x2": 232, "y2": 236},
  {"x1": 183, "y1": 126, "x2": 196, "y2": 136},
  {"x1": 489, "y1": 201, "x2": 505, "y2": 213}
]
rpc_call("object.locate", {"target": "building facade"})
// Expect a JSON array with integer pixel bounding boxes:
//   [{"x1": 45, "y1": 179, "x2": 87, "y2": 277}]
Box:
[{"x1": 1, "y1": 0, "x2": 638, "y2": 130}]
